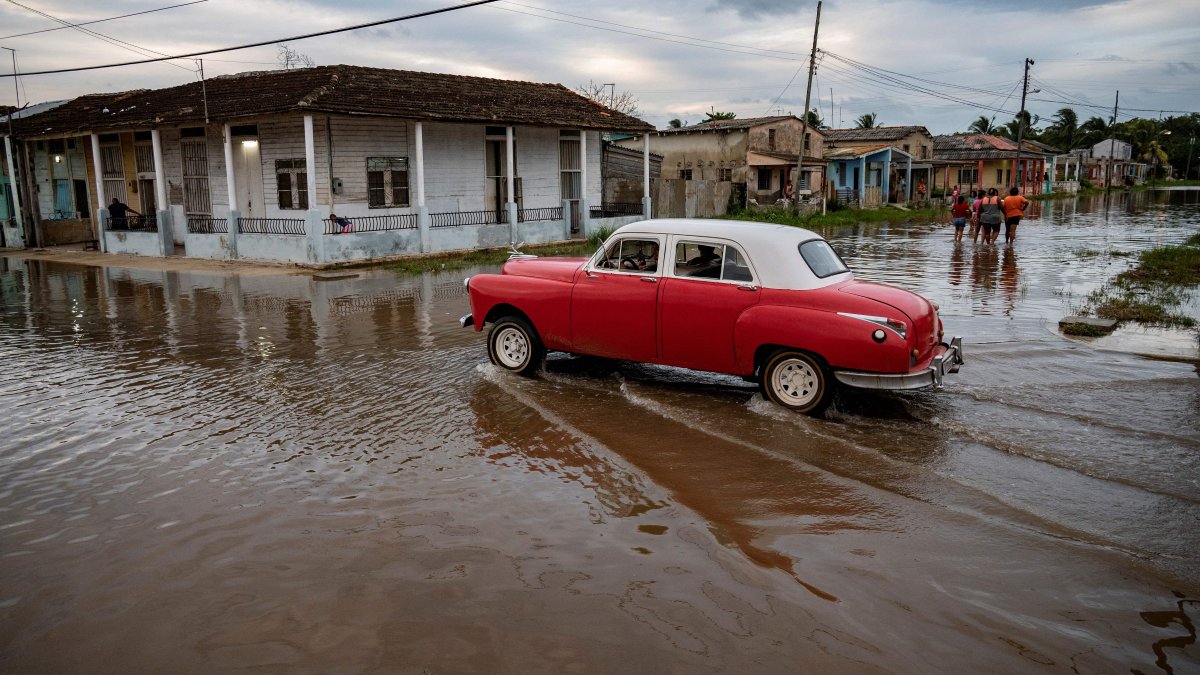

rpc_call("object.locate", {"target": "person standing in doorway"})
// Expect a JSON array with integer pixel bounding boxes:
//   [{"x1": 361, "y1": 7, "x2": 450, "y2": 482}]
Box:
[
  {"x1": 107, "y1": 198, "x2": 138, "y2": 230},
  {"x1": 1001, "y1": 187, "x2": 1030, "y2": 244}
]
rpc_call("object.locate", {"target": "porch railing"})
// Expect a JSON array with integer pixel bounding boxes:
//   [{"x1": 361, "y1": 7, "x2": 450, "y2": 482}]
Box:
[
  {"x1": 517, "y1": 206, "x2": 563, "y2": 222},
  {"x1": 326, "y1": 213, "x2": 417, "y2": 234},
  {"x1": 238, "y1": 217, "x2": 306, "y2": 236},
  {"x1": 589, "y1": 202, "x2": 643, "y2": 218},
  {"x1": 109, "y1": 213, "x2": 157, "y2": 232},
  {"x1": 186, "y1": 216, "x2": 229, "y2": 234},
  {"x1": 430, "y1": 210, "x2": 502, "y2": 228}
]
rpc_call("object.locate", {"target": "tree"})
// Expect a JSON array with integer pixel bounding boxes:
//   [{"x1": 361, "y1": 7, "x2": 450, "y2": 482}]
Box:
[
  {"x1": 276, "y1": 43, "x2": 314, "y2": 70},
  {"x1": 1045, "y1": 107, "x2": 1080, "y2": 149},
  {"x1": 996, "y1": 111, "x2": 1037, "y2": 140},
  {"x1": 668, "y1": 118, "x2": 684, "y2": 129},
  {"x1": 854, "y1": 112, "x2": 878, "y2": 129},
  {"x1": 574, "y1": 80, "x2": 641, "y2": 117},
  {"x1": 1143, "y1": 140, "x2": 1169, "y2": 180},
  {"x1": 968, "y1": 116, "x2": 998, "y2": 135},
  {"x1": 702, "y1": 107, "x2": 737, "y2": 123},
  {"x1": 803, "y1": 108, "x2": 825, "y2": 129},
  {"x1": 1078, "y1": 116, "x2": 1111, "y2": 147}
]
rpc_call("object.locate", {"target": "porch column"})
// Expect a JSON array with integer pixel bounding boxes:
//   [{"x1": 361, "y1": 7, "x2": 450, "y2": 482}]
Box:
[
  {"x1": 905, "y1": 157, "x2": 913, "y2": 202},
  {"x1": 303, "y1": 115, "x2": 325, "y2": 264},
  {"x1": 858, "y1": 156, "x2": 866, "y2": 208},
  {"x1": 415, "y1": 121, "x2": 430, "y2": 253},
  {"x1": 4, "y1": 135, "x2": 26, "y2": 248},
  {"x1": 222, "y1": 123, "x2": 239, "y2": 259},
  {"x1": 579, "y1": 130, "x2": 590, "y2": 235},
  {"x1": 150, "y1": 129, "x2": 172, "y2": 256},
  {"x1": 505, "y1": 125, "x2": 517, "y2": 244},
  {"x1": 880, "y1": 151, "x2": 891, "y2": 205},
  {"x1": 978, "y1": 160, "x2": 984, "y2": 192},
  {"x1": 89, "y1": 134, "x2": 108, "y2": 252},
  {"x1": 642, "y1": 133, "x2": 652, "y2": 218}
]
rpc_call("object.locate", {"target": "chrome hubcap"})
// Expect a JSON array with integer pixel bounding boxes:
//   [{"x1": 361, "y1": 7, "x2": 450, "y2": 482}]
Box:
[
  {"x1": 774, "y1": 359, "x2": 818, "y2": 405},
  {"x1": 496, "y1": 327, "x2": 529, "y2": 368}
]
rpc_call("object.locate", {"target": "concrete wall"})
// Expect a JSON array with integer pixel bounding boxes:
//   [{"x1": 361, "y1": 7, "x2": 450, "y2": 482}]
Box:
[
  {"x1": 105, "y1": 230, "x2": 163, "y2": 256},
  {"x1": 184, "y1": 232, "x2": 236, "y2": 260},
  {"x1": 324, "y1": 229, "x2": 421, "y2": 263},
  {"x1": 624, "y1": 131, "x2": 750, "y2": 183},
  {"x1": 238, "y1": 233, "x2": 311, "y2": 264},
  {"x1": 40, "y1": 218, "x2": 94, "y2": 245}
]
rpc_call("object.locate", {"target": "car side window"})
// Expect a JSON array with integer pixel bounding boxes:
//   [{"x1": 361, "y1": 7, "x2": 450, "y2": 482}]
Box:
[
  {"x1": 721, "y1": 247, "x2": 754, "y2": 282},
  {"x1": 673, "y1": 241, "x2": 724, "y2": 279},
  {"x1": 595, "y1": 238, "x2": 660, "y2": 273}
]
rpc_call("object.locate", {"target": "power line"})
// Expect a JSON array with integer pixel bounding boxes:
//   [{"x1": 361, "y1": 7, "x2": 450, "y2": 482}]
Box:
[
  {"x1": 4, "y1": 0, "x2": 195, "y2": 72},
  {"x1": 0, "y1": 0, "x2": 502, "y2": 77},
  {"x1": 0, "y1": 0, "x2": 207, "y2": 40}
]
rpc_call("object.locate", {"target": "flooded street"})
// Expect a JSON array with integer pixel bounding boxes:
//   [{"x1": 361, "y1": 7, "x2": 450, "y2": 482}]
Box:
[{"x1": 1, "y1": 190, "x2": 1198, "y2": 673}]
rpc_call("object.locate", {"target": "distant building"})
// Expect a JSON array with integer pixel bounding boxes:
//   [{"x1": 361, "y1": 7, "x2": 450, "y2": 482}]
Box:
[{"x1": 933, "y1": 134, "x2": 1058, "y2": 194}]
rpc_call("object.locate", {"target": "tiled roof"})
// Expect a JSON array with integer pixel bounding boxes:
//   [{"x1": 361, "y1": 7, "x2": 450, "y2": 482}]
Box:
[
  {"x1": 11, "y1": 65, "x2": 653, "y2": 137},
  {"x1": 823, "y1": 143, "x2": 895, "y2": 160},
  {"x1": 933, "y1": 134, "x2": 1056, "y2": 160},
  {"x1": 823, "y1": 126, "x2": 930, "y2": 142},
  {"x1": 658, "y1": 115, "x2": 808, "y2": 135}
]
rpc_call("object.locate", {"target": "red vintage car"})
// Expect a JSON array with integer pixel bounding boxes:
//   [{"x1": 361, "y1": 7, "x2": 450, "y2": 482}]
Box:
[{"x1": 461, "y1": 219, "x2": 963, "y2": 414}]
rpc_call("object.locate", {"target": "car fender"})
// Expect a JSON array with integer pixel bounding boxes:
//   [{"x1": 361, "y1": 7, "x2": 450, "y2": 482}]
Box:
[
  {"x1": 467, "y1": 273, "x2": 573, "y2": 351},
  {"x1": 733, "y1": 304, "x2": 910, "y2": 375}
]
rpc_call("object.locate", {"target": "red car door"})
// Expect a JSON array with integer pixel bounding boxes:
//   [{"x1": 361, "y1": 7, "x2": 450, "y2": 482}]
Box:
[
  {"x1": 660, "y1": 241, "x2": 760, "y2": 372},
  {"x1": 570, "y1": 237, "x2": 661, "y2": 362}
]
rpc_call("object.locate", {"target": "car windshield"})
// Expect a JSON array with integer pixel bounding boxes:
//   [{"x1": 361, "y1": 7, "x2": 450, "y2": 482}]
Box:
[{"x1": 798, "y1": 239, "x2": 849, "y2": 278}]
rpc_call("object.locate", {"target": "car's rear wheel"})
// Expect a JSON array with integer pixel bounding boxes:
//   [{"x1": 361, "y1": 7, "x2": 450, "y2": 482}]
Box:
[
  {"x1": 760, "y1": 350, "x2": 831, "y2": 415},
  {"x1": 487, "y1": 316, "x2": 545, "y2": 376}
]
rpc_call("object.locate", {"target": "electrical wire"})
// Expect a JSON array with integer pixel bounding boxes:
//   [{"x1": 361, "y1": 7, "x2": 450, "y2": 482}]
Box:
[
  {"x1": 0, "y1": 1, "x2": 207, "y2": 40},
  {"x1": 0, "y1": 0, "x2": 502, "y2": 77}
]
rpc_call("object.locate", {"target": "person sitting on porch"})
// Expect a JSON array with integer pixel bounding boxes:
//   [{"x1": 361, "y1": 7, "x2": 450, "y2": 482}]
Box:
[{"x1": 108, "y1": 198, "x2": 138, "y2": 230}]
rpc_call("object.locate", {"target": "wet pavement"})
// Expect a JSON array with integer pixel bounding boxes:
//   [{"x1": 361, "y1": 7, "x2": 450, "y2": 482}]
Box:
[{"x1": 1, "y1": 189, "x2": 1198, "y2": 673}]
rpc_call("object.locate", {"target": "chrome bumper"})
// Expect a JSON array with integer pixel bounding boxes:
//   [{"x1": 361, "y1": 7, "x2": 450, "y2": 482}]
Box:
[
  {"x1": 459, "y1": 313, "x2": 474, "y2": 329},
  {"x1": 834, "y1": 336, "x2": 964, "y2": 391}
]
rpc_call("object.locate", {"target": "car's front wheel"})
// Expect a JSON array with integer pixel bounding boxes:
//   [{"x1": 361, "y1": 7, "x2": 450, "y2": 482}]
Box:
[
  {"x1": 486, "y1": 316, "x2": 545, "y2": 376},
  {"x1": 760, "y1": 350, "x2": 831, "y2": 415}
]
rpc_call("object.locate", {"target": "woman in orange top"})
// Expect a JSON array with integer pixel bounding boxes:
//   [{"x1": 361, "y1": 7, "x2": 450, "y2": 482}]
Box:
[{"x1": 1001, "y1": 187, "x2": 1030, "y2": 244}]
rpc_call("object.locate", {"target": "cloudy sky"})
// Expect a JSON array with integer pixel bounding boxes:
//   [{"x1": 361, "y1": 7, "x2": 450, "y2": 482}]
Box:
[{"x1": 1, "y1": 0, "x2": 1197, "y2": 134}]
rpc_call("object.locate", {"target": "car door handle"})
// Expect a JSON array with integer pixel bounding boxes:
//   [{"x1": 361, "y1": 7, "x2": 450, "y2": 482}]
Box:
[
  {"x1": 640, "y1": 276, "x2": 657, "y2": 283},
  {"x1": 737, "y1": 284, "x2": 757, "y2": 291}
]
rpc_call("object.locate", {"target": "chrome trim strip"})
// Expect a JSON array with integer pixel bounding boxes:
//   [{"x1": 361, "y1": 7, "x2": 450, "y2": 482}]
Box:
[
  {"x1": 459, "y1": 313, "x2": 474, "y2": 329},
  {"x1": 834, "y1": 336, "x2": 964, "y2": 391},
  {"x1": 838, "y1": 311, "x2": 907, "y2": 339}
]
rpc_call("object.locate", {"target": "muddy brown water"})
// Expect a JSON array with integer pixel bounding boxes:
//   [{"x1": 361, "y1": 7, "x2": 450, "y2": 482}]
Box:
[{"x1": 1, "y1": 190, "x2": 1198, "y2": 673}]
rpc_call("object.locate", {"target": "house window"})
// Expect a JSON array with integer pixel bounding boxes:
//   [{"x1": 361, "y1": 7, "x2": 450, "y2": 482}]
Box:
[
  {"x1": 957, "y1": 168, "x2": 978, "y2": 184},
  {"x1": 996, "y1": 168, "x2": 1011, "y2": 185},
  {"x1": 366, "y1": 157, "x2": 410, "y2": 208},
  {"x1": 181, "y1": 135, "x2": 210, "y2": 216},
  {"x1": 100, "y1": 141, "x2": 127, "y2": 203},
  {"x1": 757, "y1": 169, "x2": 771, "y2": 191},
  {"x1": 768, "y1": 129, "x2": 776, "y2": 150},
  {"x1": 718, "y1": 168, "x2": 732, "y2": 181},
  {"x1": 276, "y1": 159, "x2": 308, "y2": 210},
  {"x1": 804, "y1": 133, "x2": 812, "y2": 151},
  {"x1": 920, "y1": 146, "x2": 928, "y2": 159},
  {"x1": 680, "y1": 169, "x2": 693, "y2": 180},
  {"x1": 48, "y1": 139, "x2": 65, "y2": 153},
  {"x1": 903, "y1": 144, "x2": 910, "y2": 154},
  {"x1": 559, "y1": 132, "x2": 581, "y2": 200}
]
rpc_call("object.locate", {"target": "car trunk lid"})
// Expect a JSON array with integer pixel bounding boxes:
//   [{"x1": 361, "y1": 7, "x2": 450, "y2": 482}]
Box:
[{"x1": 839, "y1": 280, "x2": 940, "y2": 363}]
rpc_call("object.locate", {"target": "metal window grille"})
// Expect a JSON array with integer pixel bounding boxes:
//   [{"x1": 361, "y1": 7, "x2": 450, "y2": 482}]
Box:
[
  {"x1": 275, "y1": 159, "x2": 308, "y2": 210},
  {"x1": 181, "y1": 139, "x2": 210, "y2": 216},
  {"x1": 134, "y1": 144, "x2": 154, "y2": 173},
  {"x1": 589, "y1": 202, "x2": 643, "y2": 218},
  {"x1": 366, "y1": 157, "x2": 410, "y2": 208}
]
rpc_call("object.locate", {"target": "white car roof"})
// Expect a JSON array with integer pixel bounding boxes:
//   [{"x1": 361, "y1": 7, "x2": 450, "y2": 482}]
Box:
[{"x1": 607, "y1": 218, "x2": 852, "y2": 290}]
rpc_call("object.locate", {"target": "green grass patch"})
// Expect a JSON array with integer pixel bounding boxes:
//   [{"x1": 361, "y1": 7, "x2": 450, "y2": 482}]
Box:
[
  {"x1": 720, "y1": 205, "x2": 947, "y2": 234},
  {"x1": 1061, "y1": 322, "x2": 1111, "y2": 337},
  {"x1": 1116, "y1": 242, "x2": 1200, "y2": 286}
]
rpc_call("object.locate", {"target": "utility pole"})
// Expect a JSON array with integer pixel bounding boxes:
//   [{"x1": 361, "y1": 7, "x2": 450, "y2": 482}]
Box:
[
  {"x1": 828, "y1": 87, "x2": 834, "y2": 129},
  {"x1": 1013, "y1": 57, "x2": 1034, "y2": 194},
  {"x1": 792, "y1": 0, "x2": 821, "y2": 213},
  {"x1": 1105, "y1": 91, "x2": 1119, "y2": 191}
]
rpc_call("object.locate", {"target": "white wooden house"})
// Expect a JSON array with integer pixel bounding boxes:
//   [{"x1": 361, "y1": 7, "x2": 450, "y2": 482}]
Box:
[{"x1": 5, "y1": 66, "x2": 654, "y2": 264}]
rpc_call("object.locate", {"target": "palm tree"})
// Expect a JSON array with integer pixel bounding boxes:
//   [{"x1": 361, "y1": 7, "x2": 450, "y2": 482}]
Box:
[
  {"x1": 1046, "y1": 108, "x2": 1080, "y2": 149},
  {"x1": 803, "y1": 108, "x2": 825, "y2": 129},
  {"x1": 668, "y1": 118, "x2": 684, "y2": 129},
  {"x1": 968, "y1": 116, "x2": 997, "y2": 135},
  {"x1": 702, "y1": 107, "x2": 736, "y2": 123},
  {"x1": 1079, "y1": 116, "x2": 1111, "y2": 147},
  {"x1": 1143, "y1": 140, "x2": 1169, "y2": 181},
  {"x1": 854, "y1": 112, "x2": 878, "y2": 129}
]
